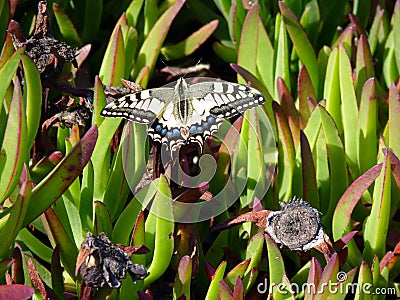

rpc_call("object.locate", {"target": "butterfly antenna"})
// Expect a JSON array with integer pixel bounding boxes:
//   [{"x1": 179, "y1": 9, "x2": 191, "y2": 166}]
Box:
[{"x1": 182, "y1": 57, "x2": 203, "y2": 79}]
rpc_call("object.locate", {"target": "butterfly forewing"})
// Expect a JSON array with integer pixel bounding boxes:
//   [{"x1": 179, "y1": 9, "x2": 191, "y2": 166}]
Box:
[{"x1": 100, "y1": 87, "x2": 175, "y2": 123}]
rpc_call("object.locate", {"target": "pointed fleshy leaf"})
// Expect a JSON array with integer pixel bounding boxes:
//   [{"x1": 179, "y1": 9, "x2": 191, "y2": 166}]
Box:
[
  {"x1": 273, "y1": 101, "x2": 295, "y2": 202},
  {"x1": 205, "y1": 261, "x2": 227, "y2": 300},
  {"x1": 20, "y1": 126, "x2": 98, "y2": 228},
  {"x1": 94, "y1": 201, "x2": 113, "y2": 237},
  {"x1": 173, "y1": 255, "x2": 192, "y2": 299},
  {"x1": 133, "y1": 0, "x2": 185, "y2": 87},
  {"x1": 44, "y1": 207, "x2": 78, "y2": 279},
  {"x1": 21, "y1": 54, "x2": 42, "y2": 151},
  {"x1": 279, "y1": 2, "x2": 319, "y2": 94},
  {"x1": 0, "y1": 77, "x2": 27, "y2": 203},
  {"x1": 364, "y1": 151, "x2": 392, "y2": 263},
  {"x1": 355, "y1": 35, "x2": 374, "y2": 100},
  {"x1": 388, "y1": 83, "x2": 400, "y2": 158},
  {"x1": 354, "y1": 261, "x2": 373, "y2": 299},
  {"x1": 0, "y1": 181, "x2": 32, "y2": 258},
  {"x1": 0, "y1": 284, "x2": 35, "y2": 300},
  {"x1": 275, "y1": 15, "x2": 291, "y2": 99},
  {"x1": 225, "y1": 259, "x2": 251, "y2": 288},
  {"x1": 318, "y1": 105, "x2": 348, "y2": 230},
  {"x1": 53, "y1": 3, "x2": 81, "y2": 46},
  {"x1": 161, "y1": 20, "x2": 219, "y2": 60},
  {"x1": 265, "y1": 234, "x2": 285, "y2": 296},
  {"x1": 356, "y1": 79, "x2": 377, "y2": 174},
  {"x1": 339, "y1": 44, "x2": 359, "y2": 175},
  {"x1": 237, "y1": 3, "x2": 260, "y2": 84},
  {"x1": 298, "y1": 65, "x2": 317, "y2": 128},
  {"x1": 0, "y1": 48, "x2": 23, "y2": 130},
  {"x1": 305, "y1": 258, "x2": 322, "y2": 300},
  {"x1": 99, "y1": 24, "x2": 125, "y2": 86},
  {"x1": 315, "y1": 253, "x2": 339, "y2": 299},
  {"x1": 144, "y1": 175, "x2": 175, "y2": 286},
  {"x1": 300, "y1": 131, "x2": 319, "y2": 208}
]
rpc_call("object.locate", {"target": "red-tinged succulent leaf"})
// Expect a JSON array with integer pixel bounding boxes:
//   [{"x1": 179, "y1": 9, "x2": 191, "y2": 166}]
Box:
[
  {"x1": 305, "y1": 258, "x2": 322, "y2": 300},
  {"x1": 219, "y1": 280, "x2": 233, "y2": 299},
  {"x1": 0, "y1": 46, "x2": 23, "y2": 113},
  {"x1": 388, "y1": 83, "x2": 400, "y2": 157},
  {"x1": 75, "y1": 44, "x2": 91, "y2": 68},
  {"x1": 225, "y1": 259, "x2": 251, "y2": 288},
  {"x1": 94, "y1": 201, "x2": 113, "y2": 236},
  {"x1": 51, "y1": 246, "x2": 64, "y2": 300},
  {"x1": 204, "y1": 260, "x2": 216, "y2": 282},
  {"x1": 279, "y1": 2, "x2": 319, "y2": 94},
  {"x1": 348, "y1": 13, "x2": 367, "y2": 36},
  {"x1": 333, "y1": 163, "x2": 382, "y2": 239},
  {"x1": 315, "y1": 253, "x2": 339, "y2": 299},
  {"x1": 0, "y1": 33, "x2": 16, "y2": 70},
  {"x1": 265, "y1": 234, "x2": 285, "y2": 294},
  {"x1": 333, "y1": 231, "x2": 358, "y2": 251},
  {"x1": 161, "y1": 20, "x2": 219, "y2": 60},
  {"x1": 355, "y1": 35, "x2": 374, "y2": 99},
  {"x1": 44, "y1": 207, "x2": 78, "y2": 280},
  {"x1": 138, "y1": 290, "x2": 153, "y2": 300},
  {"x1": 205, "y1": 261, "x2": 227, "y2": 299},
  {"x1": 133, "y1": 0, "x2": 185, "y2": 87},
  {"x1": 237, "y1": 3, "x2": 259, "y2": 84},
  {"x1": 357, "y1": 78, "x2": 377, "y2": 174},
  {"x1": 384, "y1": 148, "x2": 400, "y2": 189},
  {"x1": 0, "y1": 77, "x2": 27, "y2": 203},
  {"x1": 0, "y1": 259, "x2": 14, "y2": 278},
  {"x1": 0, "y1": 181, "x2": 32, "y2": 259},
  {"x1": 22, "y1": 125, "x2": 98, "y2": 227},
  {"x1": 339, "y1": 44, "x2": 359, "y2": 175},
  {"x1": 298, "y1": 65, "x2": 317, "y2": 128},
  {"x1": 99, "y1": 24, "x2": 125, "y2": 86},
  {"x1": 143, "y1": 175, "x2": 175, "y2": 286},
  {"x1": 0, "y1": 284, "x2": 35, "y2": 300},
  {"x1": 363, "y1": 151, "x2": 392, "y2": 262},
  {"x1": 232, "y1": 276, "x2": 244, "y2": 300},
  {"x1": 173, "y1": 183, "x2": 209, "y2": 203},
  {"x1": 379, "y1": 241, "x2": 400, "y2": 272},
  {"x1": 131, "y1": 210, "x2": 146, "y2": 265},
  {"x1": 31, "y1": 151, "x2": 63, "y2": 183},
  {"x1": 334, "y1": 26, "x2": 355, "y2": 56},
  {"x1": 300, "y1": 131, "x2": 319, "y2": 208},
  {"x1": 277, "y1": 77, "x2": 300, "y2": 147},
  {"x1": 53, "y1": 3, "x2": 81, "y2": 46},
  {"x1": 273, "y1": 101, "x2": 295, "y2": 202},
  {"x1": 92, "y1": 76, "x2": 106, "y2": 127},
  {"x1": 178, "y1": 256, "x2": 192, "y2": 283},
  {"x1": 174, "y1": 255, "x2": 192, "y2": 299},
  {"x1": 20, "y1": 54, "x2": 42, "y2": 151},
  {"x1": 393, "y1": 1, "x2": 400, "y2": 75}
]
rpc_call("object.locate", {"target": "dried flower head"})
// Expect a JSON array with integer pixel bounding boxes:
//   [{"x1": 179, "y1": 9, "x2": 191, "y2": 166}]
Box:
[
  {"x1": 9, "y1": 1, "x2": 77, "y2": 77},
  {"x1": 76, "y1": 232, "x2": 148, "y2": 289},
  {"x1": 266, "y1": 197, "x2": 325, "y2": 251}
]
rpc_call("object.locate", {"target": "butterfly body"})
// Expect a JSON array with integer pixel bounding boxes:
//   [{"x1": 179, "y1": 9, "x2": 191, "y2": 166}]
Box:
[{"x1": 101, "y1": 78, "x2": 265, "y2": 151}]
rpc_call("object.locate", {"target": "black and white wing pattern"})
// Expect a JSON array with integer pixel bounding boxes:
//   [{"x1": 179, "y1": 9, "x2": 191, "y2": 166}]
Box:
[{"x1": 101, "y1": 78, "x2": 265, "y2": 151}]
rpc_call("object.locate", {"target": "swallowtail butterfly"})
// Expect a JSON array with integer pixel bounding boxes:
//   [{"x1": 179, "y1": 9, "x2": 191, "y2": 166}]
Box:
[{"x1": 101, "y1": 78, "x2": 265, "y2": 151}]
